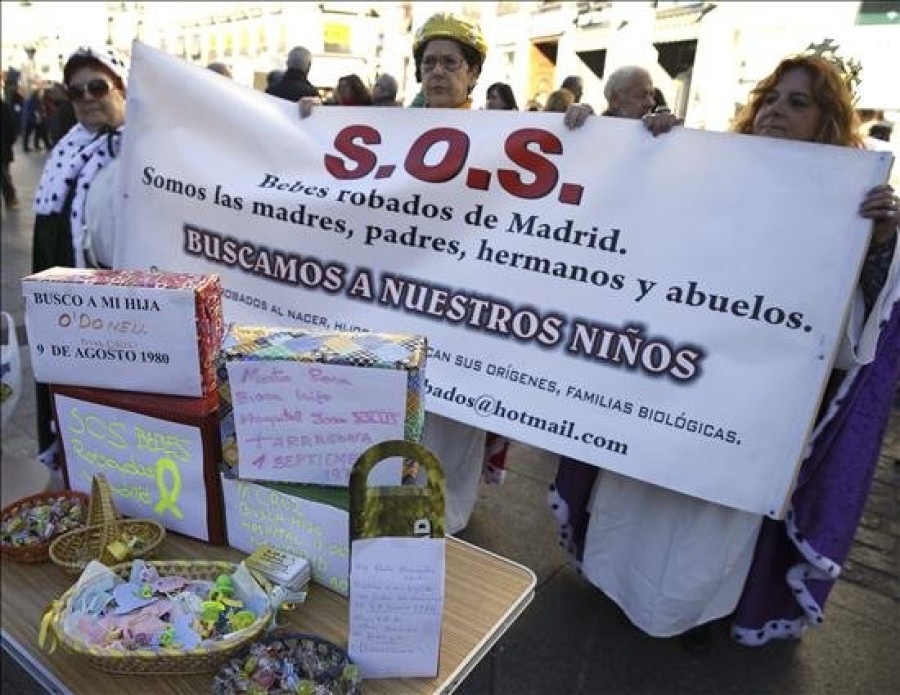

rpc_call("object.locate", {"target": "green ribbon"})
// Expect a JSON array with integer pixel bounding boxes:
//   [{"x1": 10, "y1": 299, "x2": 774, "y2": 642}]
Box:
[{"x1": 154, "y1": 456, "x2": 184, "y2": 519}]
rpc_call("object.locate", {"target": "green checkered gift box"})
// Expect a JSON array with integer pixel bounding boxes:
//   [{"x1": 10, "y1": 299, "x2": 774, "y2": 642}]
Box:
[{"x1": 217, "y1": 325, "x2": 426, "y2": 487}]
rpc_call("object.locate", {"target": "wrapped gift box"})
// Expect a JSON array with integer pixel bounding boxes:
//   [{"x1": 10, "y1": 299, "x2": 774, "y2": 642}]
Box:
[
  {"x1": 218, "y1": 325, "x2": 426, "y2": 487},
  {"x1": 24, "y1": 267, "x2": 223, "y2": 397},
  {"x1": 221, "y1": 476, "x2": 350, "y2": 595},
  {"x1": 52, "y1": 384, "x2": 225, "y2": 544}
]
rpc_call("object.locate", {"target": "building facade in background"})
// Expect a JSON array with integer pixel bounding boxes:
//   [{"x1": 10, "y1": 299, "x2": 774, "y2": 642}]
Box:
[{"x1": 2, "y1": 1, "x2": 897, "y2": 133}]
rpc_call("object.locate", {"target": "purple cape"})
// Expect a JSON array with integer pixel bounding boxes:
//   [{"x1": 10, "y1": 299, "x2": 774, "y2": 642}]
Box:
[{"x1": 731, "y1": 298, "x2": 900, "y2": 644}]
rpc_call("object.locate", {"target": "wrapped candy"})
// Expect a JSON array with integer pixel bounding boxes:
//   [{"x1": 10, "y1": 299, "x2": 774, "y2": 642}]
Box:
[
  {"x1": 212, "y1": 635, "x2": 361, "y2": 694},
  {"x1": 2, "y1": 495, "x2": 87, "y2": 550}
]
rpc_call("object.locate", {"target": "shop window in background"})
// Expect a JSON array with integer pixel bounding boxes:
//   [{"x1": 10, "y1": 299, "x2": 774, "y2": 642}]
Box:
[
  {"x1": 176, "y1": 36, "x2": 186, "y2": 58},
  {"x1": 278, "y1": 25, "x2": 287, "y2": 53},
  {"x1": 190, "y1": 35, "x2": 201, "y2": 61},
  {"x1": 224, "y1": 32, "x2": 233, "y2": 58},
  {"x1": 240, "y1": 26, "x2": 250, "y2": 56},
  {"x1": 324, "y1": 22, "x2": 351, "y2": 54},
  {"x1": 209, "y1": 33, "x2": 218, "y2": 61}
]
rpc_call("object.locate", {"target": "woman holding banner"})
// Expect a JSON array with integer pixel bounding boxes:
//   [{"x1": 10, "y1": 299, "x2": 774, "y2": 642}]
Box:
[
  {"x1": 30, "y1": 45, "x2": 128, "y2": 489},
  {"x1": 728, "y1": 54, "x2": 897, "y2": 645},
  {"x1": 301, "y1": 13, "x2": 510, "y2": 533},
  {"x1": 552, "y1": 53, "x2": 899, "y2": 645}
]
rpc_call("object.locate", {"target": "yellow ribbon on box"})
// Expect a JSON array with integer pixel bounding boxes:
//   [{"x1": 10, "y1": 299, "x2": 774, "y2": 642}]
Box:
[{"x1": 154, "y1": 457, "x2": 184, "y2": 519}]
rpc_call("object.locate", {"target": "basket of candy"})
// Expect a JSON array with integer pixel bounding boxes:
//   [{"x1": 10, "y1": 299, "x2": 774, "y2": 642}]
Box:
[
  {"x1": 1, "y1": 491, "x2": 89, "y2": 563},
  {"x1": 213, "y1": 632, "x2": 361, "y2": 695},
  {"x1": 41, "y1": 559, "x2": 273, "y2": 675},
  {"x1": 49, "y1": 474, "x2": 165, "y2": 573}
]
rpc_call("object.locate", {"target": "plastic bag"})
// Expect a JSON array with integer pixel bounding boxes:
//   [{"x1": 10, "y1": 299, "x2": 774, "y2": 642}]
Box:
[{"x1": 1, "y1": 311, "x2": 22, "y2": 428}]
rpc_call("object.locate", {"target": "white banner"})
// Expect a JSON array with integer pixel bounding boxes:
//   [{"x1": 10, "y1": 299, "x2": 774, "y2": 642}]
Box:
[{"x1": 120, "y1": 43, "x2": 891, "y2": 516}]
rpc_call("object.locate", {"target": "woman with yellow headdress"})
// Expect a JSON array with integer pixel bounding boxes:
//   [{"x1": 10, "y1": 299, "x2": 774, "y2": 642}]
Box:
[
  {"x1": 300, "y1": 13, "x2": 509, "y2": 534},
  {"x1": 411, "y1": 12, "x2": 487, "y2": 110}
]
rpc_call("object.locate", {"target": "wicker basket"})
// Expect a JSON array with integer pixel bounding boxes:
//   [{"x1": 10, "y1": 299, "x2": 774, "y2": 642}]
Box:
[
  {"x1": 1, "y1": 491, "x2": 90, "y2": 563},
  {"x1": 48, "y1": 474, "x2": 165, "y2": 573},
  {"x1": 86, "y1": 473, "x2": 120, "y2": 528},
  {"x1": 213, "y1": 632, "x2": 361, "y2": 695},
  {"x1": 49, "y1": 518, "x2": 166, "y2": 573},
  {"x1": 46, "y1": 560, "x2": 273, "y2": 675}
]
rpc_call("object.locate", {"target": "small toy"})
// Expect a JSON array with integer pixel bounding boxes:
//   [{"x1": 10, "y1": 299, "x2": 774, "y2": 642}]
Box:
[{"x1": 158, "y1": 625, "x2": 177, "y2": 648}]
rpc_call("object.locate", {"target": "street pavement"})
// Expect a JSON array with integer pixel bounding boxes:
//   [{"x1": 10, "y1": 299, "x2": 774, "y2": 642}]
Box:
[{"x1": 1, "y1": 150, "x2": 898, "y2": 694}]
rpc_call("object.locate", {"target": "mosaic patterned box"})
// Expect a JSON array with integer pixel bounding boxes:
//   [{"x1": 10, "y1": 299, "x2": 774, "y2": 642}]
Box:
[
  {"x1": 23, "y1": 267, "x2": 223, "y2": 397},
  {"x1": 218, "y1": 325, "x2": 426, "y2": 487},
  {"x1": 52, "y1": 384, "x2": 225, "y2": 544}
]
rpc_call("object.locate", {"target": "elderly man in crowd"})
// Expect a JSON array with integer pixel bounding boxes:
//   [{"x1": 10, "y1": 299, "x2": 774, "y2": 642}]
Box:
[
  {"x1": 371, "y1": 73, "x2": 400, "y2": 106},
  {"x1": 564, "y1": 65, "x2": 679, "y2": 137},
  {"x1": 602, "y1": 65, "x2": 656, "y2": 118},
  {"x1": 267, "y1": 46, "x2": 319, "y2": 102},
  {"x1": 206, "y1": 62, "x2": 232, "y2": 79}
]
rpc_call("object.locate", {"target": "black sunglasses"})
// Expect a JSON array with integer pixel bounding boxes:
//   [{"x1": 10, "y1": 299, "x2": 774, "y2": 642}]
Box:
[{"x1": 67, "y1": 78, "x2": 112, "y2": 102}]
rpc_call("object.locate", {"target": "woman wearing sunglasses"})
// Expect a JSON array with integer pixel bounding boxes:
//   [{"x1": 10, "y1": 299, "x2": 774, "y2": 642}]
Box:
[{"x1": 31, "y1": 46, "x2": 127, "y2": 490}]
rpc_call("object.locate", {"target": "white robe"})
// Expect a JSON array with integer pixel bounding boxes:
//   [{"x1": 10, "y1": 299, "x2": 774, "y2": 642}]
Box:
[
  {"x1": 83, "y1": 157, "x2": 123, "y2": 268},
  {"x1": 579, "y1": 235, "x2": 899, "y2": 637},
  {"x1": 582, "y1": 472, "x2": 760, "y2": 637},
  {"x1": 422, "y1": 413, "x2": 485, "y2": 534}
]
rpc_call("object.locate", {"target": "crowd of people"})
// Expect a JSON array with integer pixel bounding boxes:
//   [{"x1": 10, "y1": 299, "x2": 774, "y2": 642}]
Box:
[
  {"x1": 2, "y1": 75, "x2": 77, "y2": 210},
  {"x1": 3, "y1": 10, "x2": 898, "y2": 654}
]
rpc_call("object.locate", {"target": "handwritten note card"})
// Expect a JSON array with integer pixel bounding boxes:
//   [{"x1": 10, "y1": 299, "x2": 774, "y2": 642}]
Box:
[
  {"x1": 227, "y1": 361, "x2": 406, "y2": 486},
  {"x1": 55, "y1": 394, "x2": 209, "y2": 540},
  {"x1": 221, "y1": 476, "x2": 350, "y2": 595},
  {"x1": 349, "y1": 537, "x2": 445, "y2": 678}
]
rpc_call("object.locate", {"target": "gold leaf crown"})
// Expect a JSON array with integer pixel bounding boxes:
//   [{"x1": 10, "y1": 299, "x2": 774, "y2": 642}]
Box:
[{"x1": 803, "y1": 38, "x2": 863, "y2": 104}]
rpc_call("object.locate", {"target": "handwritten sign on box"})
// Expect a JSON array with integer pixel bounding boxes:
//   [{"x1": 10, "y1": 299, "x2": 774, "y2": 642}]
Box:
[
  {"x1": 55, "y1": 393, "x2": 211, "y2": 541},
  {"x1": 221, "y1": 476, "x2": 350, "y2": 595},
  {"x1": 227, "y1": 360, "x2": 406, "y2": 486},
  {"x1": 24, "y1": 267, "x2": 222, "y2": 397}
]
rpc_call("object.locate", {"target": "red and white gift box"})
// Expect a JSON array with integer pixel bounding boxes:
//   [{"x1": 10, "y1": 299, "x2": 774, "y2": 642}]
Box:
[{"x1": 24, "y1": 267, "x2": 223, "y2": 397}]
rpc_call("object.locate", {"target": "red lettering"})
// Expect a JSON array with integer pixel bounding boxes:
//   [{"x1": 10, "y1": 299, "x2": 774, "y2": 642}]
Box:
[
  {"x1": 498, "y1": 128, "x2": 561, "y2": 200},
  {"x1": 324, "y1": 125, "x2": 381, "y2": 179},
  {"x1": 404, "y1": 127, "x2": 469, "y2": 183}
]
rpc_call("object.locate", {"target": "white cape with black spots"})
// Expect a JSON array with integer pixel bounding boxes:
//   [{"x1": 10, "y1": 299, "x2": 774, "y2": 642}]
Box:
[{"x1": 33, "y1": 123, "x2": 122, "y2": 268}]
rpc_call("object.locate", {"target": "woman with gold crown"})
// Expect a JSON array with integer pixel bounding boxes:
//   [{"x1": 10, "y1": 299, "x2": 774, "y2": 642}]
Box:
[
  {"x1": 300, "y1": 13, "x2": 510, "y2": 535},
  {"x1": 553, "y1": 52, "x2": 898, "y2": 647}
]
